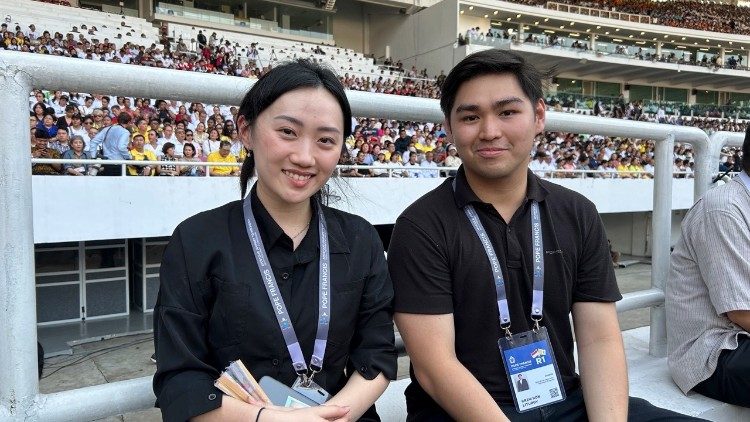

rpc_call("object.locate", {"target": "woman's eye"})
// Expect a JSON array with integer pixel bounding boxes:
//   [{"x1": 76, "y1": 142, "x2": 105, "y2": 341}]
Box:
[
  {"x1": 280, "y1": 128, "x2": 295, "y2": 136},
  {"x1": 319, "y1": 138, "x2": 336, "y2": 145}
]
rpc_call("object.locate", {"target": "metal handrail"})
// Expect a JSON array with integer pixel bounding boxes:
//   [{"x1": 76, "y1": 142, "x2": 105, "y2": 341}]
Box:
[{"x1": 0, "y1": 49, "x2": 721, "y2": 421}]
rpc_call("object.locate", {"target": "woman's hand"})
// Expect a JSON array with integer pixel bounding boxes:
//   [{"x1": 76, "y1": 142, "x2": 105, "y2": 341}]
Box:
[{"x1": 262, "y1": 405, "x2": 350, "y2": 422}]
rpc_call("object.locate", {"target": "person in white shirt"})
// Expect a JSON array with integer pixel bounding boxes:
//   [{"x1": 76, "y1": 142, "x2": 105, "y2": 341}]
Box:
[
  {"x1": 385, "y1": 152, "x2": 405, "y2": 177},
  {"x1": 419, "y1": 151, "x2": 439, "y2": 178},
  {"x1": 528, "y1": 151, "x2": 548, "y2": 176},
  {"x1": 403, "y1": 153, "x2": 422, "y2": 178}
]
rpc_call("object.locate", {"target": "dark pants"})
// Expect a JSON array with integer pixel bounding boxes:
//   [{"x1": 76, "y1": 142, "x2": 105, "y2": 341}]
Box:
[
  {"x1": 693, "y1": 336, "x2": 750, "y2": 408},
  {"x1": 407, "y1": 387, "x2": 706, "y2": 421}
]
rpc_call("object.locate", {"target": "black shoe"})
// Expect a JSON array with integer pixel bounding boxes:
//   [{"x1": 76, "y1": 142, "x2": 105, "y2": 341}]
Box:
[{"x1": 150, "y1": 353, "x2": 156, "y2": 364}]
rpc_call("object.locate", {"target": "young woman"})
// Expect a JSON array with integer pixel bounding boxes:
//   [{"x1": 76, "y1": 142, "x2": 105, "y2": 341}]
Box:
[
  {"x1": 202, "y1": 128, "x2": 222, "y2": 158},
  {"x1": 153, "y1": 59, "x2": 396, "y2": 422}
]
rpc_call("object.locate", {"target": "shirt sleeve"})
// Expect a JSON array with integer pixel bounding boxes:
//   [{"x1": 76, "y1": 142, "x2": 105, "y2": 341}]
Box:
[
  {"x1": 117, "y1": 129, "x2": 132, "y2": 160},
  {"x1": 692, "y1": 209, "x2": 750, "y2": 315},
  {"x1": 153, "y1": 227, "x2": 223, "y2": 422},
  {"x1": 348, "y1": 224, "x2": 398, "y2": 381},
  {"x1": 572, "y1": 206, "x2": 622, "y2": 303},
  {"x1": 389, "y1": 216, "x2": 454, "y2": 314}
]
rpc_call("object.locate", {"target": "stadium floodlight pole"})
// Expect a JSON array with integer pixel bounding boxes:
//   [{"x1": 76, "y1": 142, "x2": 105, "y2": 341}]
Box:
[{"x1": 0, "y1": 51, "x2": 39, "y2": 420}]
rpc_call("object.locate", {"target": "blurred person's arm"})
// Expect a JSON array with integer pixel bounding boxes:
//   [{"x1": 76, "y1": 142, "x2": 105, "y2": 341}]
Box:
[{"x1": 117, "y1": 129, "x2": 132, "y2": 160}]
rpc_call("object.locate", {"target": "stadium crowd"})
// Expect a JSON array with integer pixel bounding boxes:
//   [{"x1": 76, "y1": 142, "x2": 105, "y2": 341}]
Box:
[
  {"x1": 27, "y1": 88, "x2": 745, "y2": 179},
  {"x1": 518, "y1": 0, "x2": 750, "y2": 36},
  {"x1": 6, "y1": 16, "x2": 743, "y2": 178}
]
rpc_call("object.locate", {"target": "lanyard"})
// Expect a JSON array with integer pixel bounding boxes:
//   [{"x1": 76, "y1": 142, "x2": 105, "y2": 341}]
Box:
[
  {"x1": 242, "y1": 195, "x2": 330, "y2": 381},
  {"x1": 454, "y1": 181, "x2": 544, "y2": 336},
  {"x1": 739, "y1": 171, "x2": 750, "y2": 191}
]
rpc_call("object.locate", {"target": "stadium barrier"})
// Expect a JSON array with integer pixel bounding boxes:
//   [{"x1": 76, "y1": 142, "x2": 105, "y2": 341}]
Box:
[{"x1": 0, "y1": 49, "x2": 728, "y2": 420}]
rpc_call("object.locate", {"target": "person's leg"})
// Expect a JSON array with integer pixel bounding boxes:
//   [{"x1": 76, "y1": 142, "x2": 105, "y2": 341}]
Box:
[
  {"x1": 627, "y1": 396, "x2": 708, "y2": 421},
  {"x1": 693, "y1": 336, "x2": 750, "y2": 407}
]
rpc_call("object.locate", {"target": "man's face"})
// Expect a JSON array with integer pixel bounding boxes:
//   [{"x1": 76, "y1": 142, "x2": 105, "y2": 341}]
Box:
[
  {"x1": 58, "y1": 130, "x2": 69, "y2": 142},
  {"x1": 175, "y1": 129, "x2": 185, "y2": 141},
  {"x1": 219, "y1": 145, "x2": 231, "y2": 157},
  {"x1": 446, "y1": 73, "x2": 544, "y2": 184},
  {"x1": 409, "y1": 154, "x2": 417, "y2": 164},
  {"x1": 132, "y1": 136, "x2": 145, "y2": 149}
]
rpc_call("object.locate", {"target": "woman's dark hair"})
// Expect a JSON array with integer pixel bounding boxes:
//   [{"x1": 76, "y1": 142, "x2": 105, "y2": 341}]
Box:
[
  {"x1": 237, "y1": 59, "x2": 352, "y2": 198},
  {"x1": 162, "y1": 142, "x2": 175, "y2": 154},
  {"x1": 439, "y1": 49, "x2": 552, "y2": 121}
]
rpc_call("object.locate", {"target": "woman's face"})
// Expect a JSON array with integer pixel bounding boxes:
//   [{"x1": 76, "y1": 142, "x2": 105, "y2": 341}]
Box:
[
  {"x1": 209, "y1": 129, "x2": 220, "y2": 140},
  {"x1": 34, "y1": 104, "x2": 44, "y2": 115},
  {"x1": 71, "y1": 138, "x2": 84, "y2": 152},
  {"x1": 166, "y1": 147, "x2": 175, "y2": 157},
  {"x1": 43, "y1": 115, "x2": 54, "y2": 126},
  {"x1": 240, "y1": 87, "x2": 343, "y2": 207},
  {"x1": 196, "y1": 123, "x2": 205, "y2": 132},
  {"x1": 148, "y1": 131, "x2": 158, "y2": 143},
  {"x1": 184, "y1": 145, "x2": 195, "y2": 158},
  {"x1": 179, "y1": 106, "x2": 186, "y2": 114}
]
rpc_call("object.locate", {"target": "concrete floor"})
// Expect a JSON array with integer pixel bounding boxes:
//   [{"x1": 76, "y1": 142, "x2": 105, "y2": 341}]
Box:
[{"x1": 38, "y1": 264, "x2": 653, "y2": 422}]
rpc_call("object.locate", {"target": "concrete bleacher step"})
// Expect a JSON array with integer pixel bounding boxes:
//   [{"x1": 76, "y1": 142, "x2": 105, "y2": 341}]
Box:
[{"x1": 624, "y1": 327, "x2": 749, "y2": 421}]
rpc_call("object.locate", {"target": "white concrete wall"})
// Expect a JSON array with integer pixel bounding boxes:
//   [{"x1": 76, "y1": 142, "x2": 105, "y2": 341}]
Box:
[
  {"x1": 368, "y1": 0, "x2": 458, "y2": 74},
  {"x1": 32, "y1": 176, "x2": 696, "y2": 244}
]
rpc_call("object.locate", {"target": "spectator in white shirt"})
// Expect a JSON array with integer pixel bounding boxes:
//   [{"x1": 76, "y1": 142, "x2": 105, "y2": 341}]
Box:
[{"x1": 420, "y1": 151, "x2": 439, "y2": 178}]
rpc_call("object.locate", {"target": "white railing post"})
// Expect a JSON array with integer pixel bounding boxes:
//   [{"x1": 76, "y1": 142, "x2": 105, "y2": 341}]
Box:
[
  {"x1": 648, "y1": 133, "x2": 674, "y2": 357},
  {"x1": 0, "y1": 54, "x2": 39, "y2": 420}
]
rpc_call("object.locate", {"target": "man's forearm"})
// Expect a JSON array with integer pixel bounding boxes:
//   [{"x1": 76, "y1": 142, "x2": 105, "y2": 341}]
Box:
[
  {"x1": 578, "y1": 337, "x2": 628, "y2": 422},
  {"x1": 416, "y1": 361, "x2": 509, "y2": 422}
]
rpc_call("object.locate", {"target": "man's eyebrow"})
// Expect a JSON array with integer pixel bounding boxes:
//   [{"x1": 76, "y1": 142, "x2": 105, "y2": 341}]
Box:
[
  {"x1": 274, "y1": 115, "x2": 340, "y2": 134},
  {"x1": 454, "y1": 97, "x2": 525, "y2": 114}
]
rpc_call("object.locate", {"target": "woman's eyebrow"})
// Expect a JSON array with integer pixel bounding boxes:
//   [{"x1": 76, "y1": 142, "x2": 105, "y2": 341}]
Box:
[{"x1": 274, "y1": 115, "x2": 340, "y2": 134}]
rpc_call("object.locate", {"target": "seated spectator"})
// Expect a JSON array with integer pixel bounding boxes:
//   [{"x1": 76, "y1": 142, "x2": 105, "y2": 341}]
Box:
[
  {"x1": 419, "y1": 151, "x2": 439, "y2": 178},
  {"x1": 667, "y1": 130, "x2": 750, "y2": 408},
  {"x1": 403, "y1": 152, "x2": 421, "y2": 177},
  {"x1": 206, "y1": 140, "x2": 238, "y2": 176},
  {"x1": 371, "y1": 152, "x2": 389, "y2": 177},
  {"x1": 202, "y1": 128, "x2": 222, "y2": 158},
  {"x1": 48, "y1": 127, "x2": 71, "y2": 155},
  {"x1": 178, "y1": 143, "x2": 205, "y2": 176},
  {"x1": 443, "y1": 143, "x2": 462, "y2": 176},
  {"x1": 30, "y1": 128, "x2": 61, "y2": 175},
  {"x1": 385, "y1": 151, "x2": 406, "y2": 177},
  {"x1": 157, "y1": 142, "x2": 179, "y2": 176},
  {"x1": 35, "y1": 113, "x2": 59, "y2": 144},
  {"x1": 61, "y1": 135, "x2": 90, "y2": 176},
  {"x1": 127, "y1": 134, "x2": 157, "y2": 176}
]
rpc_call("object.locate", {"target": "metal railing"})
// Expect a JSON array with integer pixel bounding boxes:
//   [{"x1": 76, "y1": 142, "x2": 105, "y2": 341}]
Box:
[
  {"x1": 545, "y1": 1, "x2": 652, "y2": 24},
  {"x1": 0, "y1": 49, "x2": 729, "y2": 421}
]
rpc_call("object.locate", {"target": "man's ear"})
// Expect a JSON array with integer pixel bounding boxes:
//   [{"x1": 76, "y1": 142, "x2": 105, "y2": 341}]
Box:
[{"x1": 534, "y1": 99, "x2": 546, "y2": 136}]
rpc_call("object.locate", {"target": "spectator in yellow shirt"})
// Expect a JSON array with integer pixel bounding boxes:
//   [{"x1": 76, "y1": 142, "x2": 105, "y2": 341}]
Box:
[
  {"x1": 128, "y1": 134, "x2": 157, "y2": 176},
  {"x1": 207, "y1": 140, "x2": 239, "y2": 176}
]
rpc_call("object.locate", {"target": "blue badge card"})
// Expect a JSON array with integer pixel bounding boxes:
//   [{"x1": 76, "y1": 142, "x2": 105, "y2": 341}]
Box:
[{"x1": 497, "y1": 327, "x2": 565, "y2": 412}]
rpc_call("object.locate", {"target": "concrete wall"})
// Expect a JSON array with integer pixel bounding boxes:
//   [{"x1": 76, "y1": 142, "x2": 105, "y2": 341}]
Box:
[
  {"x1": 332, "y1": 0, "x2": 367, "y2": 53},
  {"x1": 601, "y1": 210, "x2": 687, "y2": 257},
  {"x1": 367, "y1": 0, "x2": 458, "y2": 74},
  {"x1": 32, "y1": 176, "x2": 697, "y2": 245}
]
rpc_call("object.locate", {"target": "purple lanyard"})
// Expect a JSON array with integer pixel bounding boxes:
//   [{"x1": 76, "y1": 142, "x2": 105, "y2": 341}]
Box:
[
  {"x1": 453, "y1": 181, "x2": 544, "y2": 335},
  {"x1": 242, "y1": 197, "x2": 330, "y2": 378}
]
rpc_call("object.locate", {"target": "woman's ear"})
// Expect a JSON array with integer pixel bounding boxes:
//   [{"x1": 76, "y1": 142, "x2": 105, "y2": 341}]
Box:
[{"x1": 237, "y1": 116, "x2": 253, "y2": 151}]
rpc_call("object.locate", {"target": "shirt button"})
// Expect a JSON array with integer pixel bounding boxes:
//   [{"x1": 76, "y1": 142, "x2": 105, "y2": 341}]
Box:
[
  {"x1": 281, "y1": 272, "x2": 289, "y2": 280},
  {"x1": 208, "y1": 393, "x2": 216, "y2": 400},
  {"x1": 360, "y1": 366, "x2": 367, "y2": 372},
  {"x1": 272, "y1": 358, "x2": 280, "y2": 366}
]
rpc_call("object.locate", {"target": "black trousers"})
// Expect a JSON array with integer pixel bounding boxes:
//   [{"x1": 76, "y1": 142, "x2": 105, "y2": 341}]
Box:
[
  {"x1": 693, "y1": 335, "x2": 750, "y2": 408},
  {"x1": 407, "y1": 387, "x2": 706, "y2": 421}
]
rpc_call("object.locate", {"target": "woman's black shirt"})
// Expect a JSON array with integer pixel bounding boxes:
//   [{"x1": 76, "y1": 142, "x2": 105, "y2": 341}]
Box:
[{"x1": 153, "y1": 188, "x2": 397, "y2": 421}]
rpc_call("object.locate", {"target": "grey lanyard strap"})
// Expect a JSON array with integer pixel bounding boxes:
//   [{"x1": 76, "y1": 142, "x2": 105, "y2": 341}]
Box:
[
  {"x1": 453, "y1": 180, "x2": 544, "y2": 335},
  {"x1": 242, "y1": 196, "x2": 331, "y2": 377},
  {"x1": 739, "y1": 171, "x2": 750, "y2": 191}
]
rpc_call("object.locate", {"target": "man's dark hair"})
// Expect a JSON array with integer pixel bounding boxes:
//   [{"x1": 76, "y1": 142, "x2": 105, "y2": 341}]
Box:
[
  {"x1": 440, "y1": 49, "x2": 551, "y2": 120},
  {"x1": 743, "y1": 125, "x2": 750, "y2": 173},
  {"x1": 117, "y1": 113, "x2": 132, "y2": 125},
  {"x1": 219, "y1": 140, "x2": 231, "y2": 149}
]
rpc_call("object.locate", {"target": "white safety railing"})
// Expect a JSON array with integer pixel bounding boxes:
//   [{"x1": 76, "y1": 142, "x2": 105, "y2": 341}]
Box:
[{"x1": 0, "y1": 49, "x2": 731, "y2": 421}]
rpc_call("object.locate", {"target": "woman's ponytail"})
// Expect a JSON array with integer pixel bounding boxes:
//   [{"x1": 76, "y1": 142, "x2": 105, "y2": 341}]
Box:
[{"x1": 239, "y1": 149, "x2": 255, "y2": 198}]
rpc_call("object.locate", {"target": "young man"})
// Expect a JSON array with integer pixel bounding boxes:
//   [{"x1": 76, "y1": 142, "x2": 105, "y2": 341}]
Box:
[
  {"x1": 388, "y1": 50, "x2": 700, "y2": 421},
  {"x1": 667, "y1": 129, "x2": 750, "y2": 408}
]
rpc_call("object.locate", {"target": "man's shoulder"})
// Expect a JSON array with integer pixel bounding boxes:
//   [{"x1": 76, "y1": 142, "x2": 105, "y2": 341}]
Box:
[
  {"x1": 537, "y1": 177, "x2": 600, "y2": 218},
  {"x1": 397, "y1": 179, "x2": 455, "y2": 224}
]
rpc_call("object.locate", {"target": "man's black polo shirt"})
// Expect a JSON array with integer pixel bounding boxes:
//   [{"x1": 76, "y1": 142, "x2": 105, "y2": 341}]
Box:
[{"x1": 388, "y1": 166, "x2": 621, "y2": 414}]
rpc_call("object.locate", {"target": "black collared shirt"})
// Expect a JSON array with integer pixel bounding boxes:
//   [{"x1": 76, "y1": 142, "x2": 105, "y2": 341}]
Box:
[
  {"x1": 388, "y1": 166, "x2": 620, "y2": 414},
  {"x1": 153, "y1": 186, "x2": 397, "y2": 422}
]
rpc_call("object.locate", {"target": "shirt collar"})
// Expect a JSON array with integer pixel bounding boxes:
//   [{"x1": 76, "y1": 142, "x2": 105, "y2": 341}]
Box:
[
  {"x1": 452, "y1": 165, "x2": 549, "y2": 209},
  {"x1": 249, "y1": 185, "x2": 350, "y2": 257}
]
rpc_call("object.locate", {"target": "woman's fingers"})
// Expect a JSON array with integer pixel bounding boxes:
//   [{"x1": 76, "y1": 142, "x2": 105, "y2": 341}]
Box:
[{"x1": 311, "y1": 404, "x2": 350, "y2": 421}]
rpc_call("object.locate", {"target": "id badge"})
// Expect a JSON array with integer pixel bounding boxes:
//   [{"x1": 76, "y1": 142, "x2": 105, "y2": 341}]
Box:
[
  {"x1": 497, "y1": 327, "x2": 566, "y2": 412},
  {"x1": 292, "y1": 376, "x2": 331, "y2": 405}
]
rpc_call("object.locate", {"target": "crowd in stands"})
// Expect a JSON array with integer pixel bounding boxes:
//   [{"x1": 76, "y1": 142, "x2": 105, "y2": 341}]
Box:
[
  {"x1": 517, "y1": 0, "x2": 750, "y2": 36},
  {"x1": 6, "y1": 15, "x2": 744, "y2": 178},
  {"x1": 27, "y1": 88, "x2": 744, "y2": 179}
]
